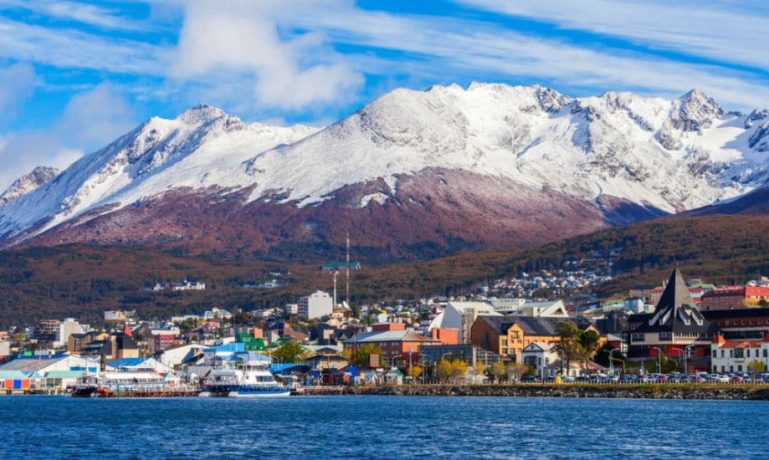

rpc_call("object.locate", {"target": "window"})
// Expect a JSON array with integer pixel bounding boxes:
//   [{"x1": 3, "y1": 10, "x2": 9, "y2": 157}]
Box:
[
  {"x1": 764, "y1": 349, "x2": 768, "y2": 358},
  {"x1": 512, "y1": 331, "x2": 519, "y2": 339},
  {"x1": 712, "y1": 350, "x2": 717, "y2": 358},
  {"x1": 721, "y1": 350, "x2": 725, "y2": 358},
  {"x1": 747, "y1": 349, "x2": 751, "y2": 358},
  {"x1": 631, "y1": 333, "x2": 644, "y2": 342},
  {"x1": 659, "y1": 332, "x2": 672, "y2": 341}
]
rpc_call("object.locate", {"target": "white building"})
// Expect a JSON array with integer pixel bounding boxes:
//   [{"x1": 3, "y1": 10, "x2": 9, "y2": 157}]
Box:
[
  {"x1": 491, "y1": 299, "x2": 569, "y2": 317},
  {"x1": 521, "y1": 342, "x2": 559, "y2": 378},
  {"x1": 173, "y1": 279, "x2": 206, "y2": 291},
  {"x1": 298, "y1": 291, "x2": 333, "y2": 320},
  {"x1": 159, "y1": 344, "x2": 206, "y2": 368},
  {"x1": 710, "y1": 335, "x2": 769, "y2": 374},
  {"x1": 284, "y1": 303, "x2": 299, "y2": 316},
  {"x1": 55, "y1": 319, "x2": 85, "y2": 348},
  {"x1": 429, "y1": 301, "x2": 500, "y2": 344}
]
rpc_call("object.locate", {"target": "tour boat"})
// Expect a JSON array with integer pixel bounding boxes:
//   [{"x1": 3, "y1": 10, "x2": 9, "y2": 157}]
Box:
[{"x1": 199, "y1": 353, "x2": 289, "y2": 398}]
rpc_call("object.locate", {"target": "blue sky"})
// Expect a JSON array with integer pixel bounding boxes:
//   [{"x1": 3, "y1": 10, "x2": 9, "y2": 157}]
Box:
[{"x1": 1, "y1": 0, "x2": 768, "y2": 189}]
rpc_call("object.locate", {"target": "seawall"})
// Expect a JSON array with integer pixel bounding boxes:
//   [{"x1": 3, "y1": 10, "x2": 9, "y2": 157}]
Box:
[{"x1": 303, "y1": 384, "x2": 769, "y2": 400}]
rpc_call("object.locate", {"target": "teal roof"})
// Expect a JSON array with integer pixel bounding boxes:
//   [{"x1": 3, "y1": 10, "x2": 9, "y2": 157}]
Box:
[
  {"x1": 0, "y1": 370, "x2": 28, "y2": 379},
  {"x1": 44, "y1": 371, "x2": 85, "y2": 379}
]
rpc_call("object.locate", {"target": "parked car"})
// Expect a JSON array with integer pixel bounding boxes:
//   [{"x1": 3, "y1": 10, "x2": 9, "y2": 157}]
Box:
[
  {"x1": 520, "y1": 375, "x2": 538, "y2": 383},
  {"x1": 730, "y1": 375, "x2": 744, "y2": 383},
  {"x1": 620, "y1": 374, "x2": 638, "y2": 383}
]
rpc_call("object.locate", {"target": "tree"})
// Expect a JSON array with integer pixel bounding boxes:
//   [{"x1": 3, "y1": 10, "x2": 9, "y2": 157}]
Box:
[
  {"x1": 406, "y1": 365, "x2": 423, "y2": 381},
  {"x1": 344, "y1": 343, "x2": 382, "y2": 368},
  {"x1": 436, "y1": 359, "x2": 468, "y2": 383},
  {"x1": 506, "y1": 362, "x2": 528, "y2": 382},
  {"x1": 554, "y1": 321, "x2": 583, "y2": 374},
  {"x1": 473, "y1": 362, "x2": 487, "y2": 382},
  {"x1": 578, "y1": 330, "x2": 602, "y2": 369},
  {"x1": 272, "y1": 341, "x2": 306, "y2": 363},
  {"x1": 490, "y1": 361, "x2": 506, "y2": 383},
  {"x1": 748, "y1": 359, "x2": 766, "y2": 373}
]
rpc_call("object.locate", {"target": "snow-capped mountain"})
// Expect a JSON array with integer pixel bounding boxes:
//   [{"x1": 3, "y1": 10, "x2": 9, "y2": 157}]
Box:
[
  {"x1": 0, "y1": 166, "x2": 59, "y2": 207},
  {"x1": 1, "y1": 84, "x2": 769, "y2": 261}
]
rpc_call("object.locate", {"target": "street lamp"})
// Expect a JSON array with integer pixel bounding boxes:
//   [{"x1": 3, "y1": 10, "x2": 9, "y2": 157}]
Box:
[
  {"x1": 652, "y1": 347, "x2": 663, "y2": 374},
  {"x1": 608, "y1": 348, "x2": 620, "y2": 376}
]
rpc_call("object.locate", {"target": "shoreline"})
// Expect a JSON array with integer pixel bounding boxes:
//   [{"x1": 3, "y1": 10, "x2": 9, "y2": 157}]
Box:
[{"x1": 301, "y1": 384, "x2": 769, "y2": 400}]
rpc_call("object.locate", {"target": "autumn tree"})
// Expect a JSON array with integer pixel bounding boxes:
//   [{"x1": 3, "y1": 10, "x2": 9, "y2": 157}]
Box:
[
  {"x1": 271, "y1": 341, "x2": 306, "y2": 363},
  {"x1": 407, "y1": 365, "x2": 423, "y2": 381},
  {"x1": 344, "y1": 343, "x2": 382, "y2": 368}
]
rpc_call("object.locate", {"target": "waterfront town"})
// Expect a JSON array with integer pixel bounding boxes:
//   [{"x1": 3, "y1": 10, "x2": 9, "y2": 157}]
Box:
[{"x1": 2, "y1": 266, "x2": 769, "y2": 396}]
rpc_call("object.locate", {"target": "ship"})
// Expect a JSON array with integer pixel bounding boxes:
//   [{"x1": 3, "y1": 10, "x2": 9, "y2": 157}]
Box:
[{"x1": 199, "y1": 352, "x2": 289, "y2": 398}]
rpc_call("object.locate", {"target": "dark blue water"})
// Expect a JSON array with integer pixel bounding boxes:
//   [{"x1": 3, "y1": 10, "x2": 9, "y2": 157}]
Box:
[{"x1": 2, "y1": 396, "x2": 768, "y2": 459}]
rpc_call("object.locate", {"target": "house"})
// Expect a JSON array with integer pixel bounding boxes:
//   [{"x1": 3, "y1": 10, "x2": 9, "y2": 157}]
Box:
[
  {"x1": 429, "y1": 301, "x2": 501, "y2": 344},
  {"x1": 55, "y1": 319, "x2": 86, "y2": 348},
  {"x1": 710, "y1": 334, "x2": 769, "y2": 373},
  {"x1": 628, "y1": 267, "x2": 716, "y2": 370},
  {"x1": 148, "y1": 328, "x2": 181, "y2": 355},
  {"x1": 701, "y1": 286, "x2": 769, "y2": 310},
  {"x1": 471, "y1": 315, "x2": 601, "y2": 363},
  {"x1": 304, "y1": 347, "x2": 349, "y2": 371}
]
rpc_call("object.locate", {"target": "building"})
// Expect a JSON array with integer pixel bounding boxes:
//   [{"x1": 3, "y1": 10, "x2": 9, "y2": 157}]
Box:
[
  {"x1": 420, "y1": 344, "x2": 503, "y2": 367},
  {"x1": 493, "y1": 299, "x2": 569, "y2": 317},
  {"x1": 67, "y1": 331, "x2": 108, "y2": 354},
  {"x1": 33, "y1": 320, "x2": 60, "y2": 343},
  {"x1": 298, "y1": 291, "x2": 333, "y2": 320},
  {"x1": 701, "y1": 286, "x2": 769, "y2": 311},
  {"x1": 471, "y1": 314, "x2": 600, "y2": 362},
  {"x1": 158, "y1": 344, "x2": 205, "y2": 369},
  {"x1": 304, "y1": 347, "x2": 349, "y2": 371},
  {"x1": 521, "y1": 342, "x2": 559, "y2": 378},
  {"x1": 627, "y1": 267, "x2": 716, "y2": 371},
  {"x1": 107, "y1": 357, "x2": 175, "y2": 376},
  {"x1": 0, "y1": 340, "x2": 10, "y2": 360},
  {"x1": 429, "y1": 301, "x2": 501, "y2": 344},
  {"x1": 55, "y1": 318, "x2": 85, "y2": 348},
  {"x1": 148, "y1": 328, "x2": 181, "y2": 355},
  {"x1": 710, "y1": 334, "x2": 769, "y2": 373},
  {"x1": 343, "y1": 329, "x2": 440, "y2": 365}
]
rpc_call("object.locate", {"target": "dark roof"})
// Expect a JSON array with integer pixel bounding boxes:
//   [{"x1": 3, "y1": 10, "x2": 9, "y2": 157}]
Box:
[
  {"x1": 478, "y1": 315, "x2": 588, "y2": 337},
  {"x1": 703, "y1": 307, "x2": 769, "y2": 319},
  {"x1": 633, "y1": 267, "x2": 712, "y2": 334}
]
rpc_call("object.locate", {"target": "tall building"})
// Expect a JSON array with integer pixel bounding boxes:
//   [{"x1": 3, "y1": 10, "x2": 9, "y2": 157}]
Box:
[
  {"x1": 298, "y1": 291, "x2": 333, "y2": 320},
  {"x1": 55, "y1": 319, "x2": 85, "y2": 347}
]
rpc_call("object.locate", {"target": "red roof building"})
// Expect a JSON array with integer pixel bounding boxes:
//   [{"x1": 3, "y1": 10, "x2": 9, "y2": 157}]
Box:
[{"x1": 701, "y1": 286, "x2": 769, "y2": 311}]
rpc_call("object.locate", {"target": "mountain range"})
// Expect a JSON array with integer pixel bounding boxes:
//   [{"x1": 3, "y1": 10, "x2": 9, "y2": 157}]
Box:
[{"x1": 2, "y1": 83, "x2": 769, "y2": 262}]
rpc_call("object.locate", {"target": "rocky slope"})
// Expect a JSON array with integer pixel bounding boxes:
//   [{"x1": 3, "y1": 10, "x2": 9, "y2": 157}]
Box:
[
  {"x1": 0, "y1": 166, "x2": 59, "y2": 207},
  {"x1": 1, "y1": 84, "x2": 769, "y2": 261}
]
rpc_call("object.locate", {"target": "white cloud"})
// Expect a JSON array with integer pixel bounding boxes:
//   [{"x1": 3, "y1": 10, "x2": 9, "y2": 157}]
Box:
[
  {"x1": 0, "y1": 18, "x2": 165, "y2": 74},
  {"x1": 457, "y1": 0, "x2": 769, "y2": 71},
  {"x1": 0, "y1": 0, "x2": 144, "y2": 31},
  {"x1": 0, "y1": 62, "x2": 36, "y2": 126},
  {"x1": 169, "y1": 0, "x2": 363, "y2": 111},
  {"x1": 0, "y1": 83, "x2": 136, "y2": 191}
]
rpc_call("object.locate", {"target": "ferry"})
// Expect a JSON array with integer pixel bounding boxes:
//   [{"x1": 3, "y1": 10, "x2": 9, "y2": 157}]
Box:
[{"x1": 199, "y1": 352, "x2": 289, "y2": 398}]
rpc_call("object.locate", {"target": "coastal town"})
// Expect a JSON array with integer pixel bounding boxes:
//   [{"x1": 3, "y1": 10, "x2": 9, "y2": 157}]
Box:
[{"x1": 2, "y1": 265, "x2": 769, "y2": 397}]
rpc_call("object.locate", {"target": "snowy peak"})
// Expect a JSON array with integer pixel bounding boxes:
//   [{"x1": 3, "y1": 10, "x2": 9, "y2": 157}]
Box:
[
  {"x1": 2, "y1": 83, "x2": 769, "y2": 254},
  {"x1": 674, "y1": 89, "x2": 723, "y2": 132},
  {"x1": 0, "y1": 166, "x2": 59, "y2": 207}
]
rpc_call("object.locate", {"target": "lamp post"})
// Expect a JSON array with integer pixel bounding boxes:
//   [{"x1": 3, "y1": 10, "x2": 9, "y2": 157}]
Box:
[
  {"x1": 608, "y1": 348, "x2": 620, "y2": 376},
  {"x1": 653, "y1": 347, "x2": 663, "y2": 374},
  {"x1": 684, "y1": 345, "x2": 694, "y2": 375}
]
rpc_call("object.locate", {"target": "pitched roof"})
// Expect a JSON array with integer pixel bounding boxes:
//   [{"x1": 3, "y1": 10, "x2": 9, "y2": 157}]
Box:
[
  {"x1": 634, "y1": 267, "x2": 712, "y2": 334},
  {"x1": 343, "y1": 330, "x2": 438, "y2": 344}
]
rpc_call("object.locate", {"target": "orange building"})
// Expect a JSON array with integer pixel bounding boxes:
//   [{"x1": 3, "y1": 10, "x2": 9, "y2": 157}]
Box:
[
  {"x1": 471, "y1": 315, "x2": 602, "y2": 362},
  {"x1": 343, "y1": 329, "x2": 440, "y2": 365},
  {"x1": 701, "y1": 286, "x2": 769, "y2": 310}
]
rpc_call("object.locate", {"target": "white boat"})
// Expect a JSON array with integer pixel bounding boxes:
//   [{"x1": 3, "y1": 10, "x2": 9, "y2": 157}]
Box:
[{"x1": 199, "y1": 353, "x2": 289, "y2": 398}]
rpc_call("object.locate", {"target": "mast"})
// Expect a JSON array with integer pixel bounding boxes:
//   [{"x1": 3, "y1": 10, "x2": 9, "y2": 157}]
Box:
[{"x1": 346, "y1": 231, "x2": 351, "y2": 306}]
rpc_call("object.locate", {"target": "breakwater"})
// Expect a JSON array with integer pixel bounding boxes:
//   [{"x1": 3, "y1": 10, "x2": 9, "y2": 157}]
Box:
[{"x1": 303, "y1": 384, "x2": 769, "y2": 400}]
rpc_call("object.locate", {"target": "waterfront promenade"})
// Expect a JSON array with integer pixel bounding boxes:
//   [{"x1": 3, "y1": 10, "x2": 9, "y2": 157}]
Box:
[{"x1": 303, "y1": 383, "x2": 769, "y2": 400}]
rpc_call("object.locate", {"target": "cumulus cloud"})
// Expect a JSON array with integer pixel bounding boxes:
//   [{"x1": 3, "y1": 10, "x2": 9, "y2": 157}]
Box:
[
  {"x1": 0, "y1": 83, "x2": 136, "y2": 191},
  {"x1": 169, "y1": 0, "x2": 363, "y2": 111}
]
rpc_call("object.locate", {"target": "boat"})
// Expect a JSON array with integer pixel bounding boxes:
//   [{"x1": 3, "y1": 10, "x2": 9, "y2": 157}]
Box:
[{"x1": 199, "y1": 352, "x2": 289, "y2": 398}]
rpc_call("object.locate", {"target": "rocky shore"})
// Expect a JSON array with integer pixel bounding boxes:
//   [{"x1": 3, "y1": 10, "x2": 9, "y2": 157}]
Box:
[{"x1": 303, "y1": 384, "x2": 769, "y2": 400}]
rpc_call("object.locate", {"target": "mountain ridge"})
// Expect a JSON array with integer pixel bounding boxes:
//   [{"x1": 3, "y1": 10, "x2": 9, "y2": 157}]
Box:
[{"x1": 2, "y1": 83, "x2": 769, "y2": 261}]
